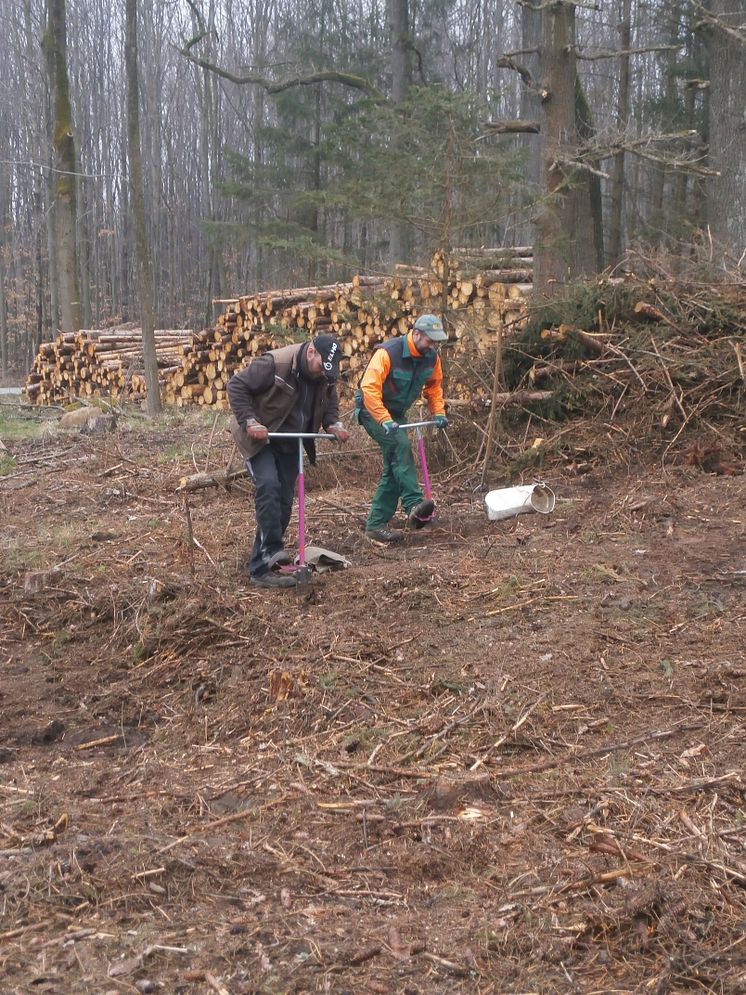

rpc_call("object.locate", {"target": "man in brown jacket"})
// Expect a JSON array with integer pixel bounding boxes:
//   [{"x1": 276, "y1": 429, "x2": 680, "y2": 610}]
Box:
[{"x1": 227, "y1": 335, "x2": 349, "y2": 588}]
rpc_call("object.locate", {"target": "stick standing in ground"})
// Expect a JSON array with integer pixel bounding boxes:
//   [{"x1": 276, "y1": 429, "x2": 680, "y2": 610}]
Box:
[
  {"x1": 355, "y1": 314, "x2": 448, "y2": 544},
  {"x1": 226, "y1": 335, "x2": 349, "y2": 588}
]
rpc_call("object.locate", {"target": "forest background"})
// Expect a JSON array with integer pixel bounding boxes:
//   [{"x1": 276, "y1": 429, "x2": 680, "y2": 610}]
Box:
[{"x1": 1, "y1": 0, "x2": 745, "y2": 378}]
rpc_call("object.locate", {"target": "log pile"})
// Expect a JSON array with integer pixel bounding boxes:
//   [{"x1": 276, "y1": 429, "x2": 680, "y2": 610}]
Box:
[
  {"x1": 163, "y1": 275, "x2": 398, "y2": 408},
  {"x1": 430, "y1": 246, "x2": 532, "y2": 347},
  {"x1": 431, "y1": 245, "x2": 533, "y2": 283},
  {"x1": 25, "y1": 327, "x2": 194, "y2": 405},
  {"x1": 163, "y1": 253, "x2": 532, "y2": 409},
  {"x1": 26, "y1": 248, "x2": 533, "y2": 407}
]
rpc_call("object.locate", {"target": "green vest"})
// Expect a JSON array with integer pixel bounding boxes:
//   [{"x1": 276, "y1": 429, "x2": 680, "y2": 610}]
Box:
[{"x1": 361, "y1": 335, "x2": 437, "y2": 420}]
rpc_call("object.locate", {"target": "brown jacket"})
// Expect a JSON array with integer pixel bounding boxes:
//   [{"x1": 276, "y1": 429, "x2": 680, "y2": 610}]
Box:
[{"x1": 227, "y1": 342, "x2": 340, "y2": 462}]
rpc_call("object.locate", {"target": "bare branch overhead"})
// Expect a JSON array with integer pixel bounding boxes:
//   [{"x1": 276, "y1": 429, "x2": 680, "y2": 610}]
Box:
[
  {"x1": 691, "y1": 2, "x2": 746, "y2": 46},
  {"x1": 515, "y1": 0, "x2": 601, "y2": 11},
  {"x1": 178, "y1": 46, "x2": 387, "y2": 102},
  {"x1": 484, "y1": 120, "x2": 540, "y2": 134},
  {"x1": 574, "y1": 43, "x2": 683, "y2": 61},
  {"x1": 495, "y1": 56, "x2": 545, "y2": 96},
  {"x1": 584, "y1": 131, "x2": 718, "y2": 177}
]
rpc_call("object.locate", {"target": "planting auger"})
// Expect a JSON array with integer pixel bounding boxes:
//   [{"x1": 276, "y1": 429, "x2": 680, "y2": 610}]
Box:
[
  {"x1": 397, "y1": 419, "x2": 440, "y2": 502},
  {"x1": 267, "y1": 431, "x2": 337, "y2": 590}
]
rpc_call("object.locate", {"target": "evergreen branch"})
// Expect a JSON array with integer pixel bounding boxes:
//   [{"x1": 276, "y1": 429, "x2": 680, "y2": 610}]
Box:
[{"x1": 178, "y1": 46, "x2": 387, "y2": 102}]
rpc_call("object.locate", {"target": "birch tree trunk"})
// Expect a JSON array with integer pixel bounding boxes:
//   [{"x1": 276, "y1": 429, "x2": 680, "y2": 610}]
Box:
[
  {"x1": 43, "y1": 0, "x2": 81, "y2": 335},
  {"x1": 125, "y1": 0, "x2": 161, "y2": 415}
]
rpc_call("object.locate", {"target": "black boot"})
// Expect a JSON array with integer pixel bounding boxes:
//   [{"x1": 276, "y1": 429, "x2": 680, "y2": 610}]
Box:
[{"x1": 365, "y1": 527, "x2": 404, "y2": 544}]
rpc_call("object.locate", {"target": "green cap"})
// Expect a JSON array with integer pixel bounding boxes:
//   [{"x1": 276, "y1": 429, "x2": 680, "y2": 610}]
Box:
[{"x1": 413, "y1": 314, "x2": 447, "y2": 341}]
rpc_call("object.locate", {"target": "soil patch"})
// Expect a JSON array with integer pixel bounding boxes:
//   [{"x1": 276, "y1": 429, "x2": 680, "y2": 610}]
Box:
[{"x1": 1, "y1": 415, "x2": 744, "y2": 994}]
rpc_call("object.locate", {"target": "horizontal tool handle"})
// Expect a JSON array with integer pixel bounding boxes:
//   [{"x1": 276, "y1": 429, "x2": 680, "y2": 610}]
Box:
[
  {"x1": 267, "y1": 432, "x2": 337, "y2": 439},
  {"x1": 397, "y1": 420, "x2": 439, "y2": 430}
]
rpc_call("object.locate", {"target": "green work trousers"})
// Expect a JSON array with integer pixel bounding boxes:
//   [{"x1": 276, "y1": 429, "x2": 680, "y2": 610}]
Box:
[{"x1": 360, "y1": 411, "x2": 423, "y2": 530}]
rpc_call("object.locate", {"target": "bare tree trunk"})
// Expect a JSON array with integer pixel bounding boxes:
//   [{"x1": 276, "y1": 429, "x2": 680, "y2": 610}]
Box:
[
  {"x1": 147, "y1": 3, "x2": 164, "y2": 326},
  {"x1": 189, "y1": 0, "x2": 223, "y2": 328},
  {"x1": 0, "y1": 183, "x2": 8, "y2": 376},
  {"x1": 41, "y1": 23, "x2": 59, "y2": 336},
  {"x1": 44, "y1": 165, "x2": 58, "y2": 335},
  {"x1": 671, "y1": 79, "x2": 696, "y2": 250},
  {"x1": 33, "y1": 169, "x2": 45, "y2": 360},
  {"x1": 608, "y1": 0, "x2": 632, "y2": 266},
  {"x1": 706, "y1": 0, "x2": 746, "y2": 258},
  {"x1": 309, "y1": 81, "x2": 323, "y2": 285},
  {"x1": 9, "y1": 211, "x2": 22, "y2": 368},
  {"x1": 43, "y1": 0, "x2": 81, "y2": 334},
  {"x1": 76, "y1": 166, "x2": 92, "y2": 328},
  {"x1": 125, "y1": 0, "x2": 161, "y2": 415},
  {"x1": 575, "y1": 78, "x2": 604, "y2": 271},
  {"x1": 518, "y1": 4, "x2": 542, "y2": 247},
  {"x1": 118, "y1": 125, "x2": 130, "y2": 321},
  {"x1": 388, "y1": 0, "x2": 411, "y2": 267},
  {"x1": 534, "y1": 3, "x2": 596, "y2": 294}
]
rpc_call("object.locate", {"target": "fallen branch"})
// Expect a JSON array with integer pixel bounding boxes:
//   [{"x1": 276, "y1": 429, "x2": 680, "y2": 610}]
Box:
[
  {"x1": 421, "y1": 950, "x2": 470, "y2": 977},
  {"x1": 347, "y1": 942, "x2": 383, "y2": 965},
  {"x1": 480, "y1": 725, "x2": 684, "y2": 779},
  {"x1": 630, "y1": 833, "x2": 746, "y2": 885},
  {"x1": 540, "y1": 324, "x2": 607, "y2": 355},
  {"x1": 75, "y1": 734, "x2": 121, "y2": 751},
  {"x1": 177, "y1": 467, "x2": 249, "y2": 492},
  {"x1": 470, "y1": 695, "x2": 547, "y2": 771}
]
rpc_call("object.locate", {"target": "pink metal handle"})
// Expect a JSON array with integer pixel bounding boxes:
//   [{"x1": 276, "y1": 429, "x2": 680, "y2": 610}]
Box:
[
  {"x1": 416, "y1": 428, "x2": 432, "y2": 501},
  {"x1": 297, "y1": 438, "x2": 305, "y2": 566}
]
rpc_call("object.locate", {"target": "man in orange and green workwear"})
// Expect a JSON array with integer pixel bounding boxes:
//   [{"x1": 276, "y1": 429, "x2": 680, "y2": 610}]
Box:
[{"x1": 356, "y1": 314, "x2": 449, "y2": 544}]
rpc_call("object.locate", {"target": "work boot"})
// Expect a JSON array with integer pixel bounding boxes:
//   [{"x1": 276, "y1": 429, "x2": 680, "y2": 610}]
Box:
[
  {"x1": 407, "y1": 499, "x2": 436, "y2": 530},
  {"x1": 365, "y1": 527, "x2": 404, "y2": 545},
  {"x1": 250, "y1": 571, "x2": 297, "y2": 589}
]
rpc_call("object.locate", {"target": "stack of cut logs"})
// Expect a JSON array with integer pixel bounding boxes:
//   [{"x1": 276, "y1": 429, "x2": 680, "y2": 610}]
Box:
[
  {"x1": 422, "y1": 246, "x2": 532, "y2": 342},
  {"x1": 163, "y1": 247, "x2": 533, "y2": 409},
  {"x1": 25, "y1": 327, "x2": 194, "y2": 406},
  {"x1": 26, "y1": 248, "x2": 532, "y2": 408}
]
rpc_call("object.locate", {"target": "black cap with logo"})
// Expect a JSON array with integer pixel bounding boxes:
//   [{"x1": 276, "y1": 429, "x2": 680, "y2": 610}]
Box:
[{"x1": 313, "y1": 334, "x2": 342, "y2": 381}]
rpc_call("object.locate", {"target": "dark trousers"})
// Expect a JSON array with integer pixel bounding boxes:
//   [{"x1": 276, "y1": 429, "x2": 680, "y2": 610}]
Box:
[{"x1": 246, "y1": 443, "x2": 299, "y2": 577}]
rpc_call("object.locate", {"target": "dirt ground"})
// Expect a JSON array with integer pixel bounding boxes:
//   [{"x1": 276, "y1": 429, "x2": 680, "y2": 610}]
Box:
[{"x1": 1, "y1": 405, "x2": 744, "y2": 995}]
